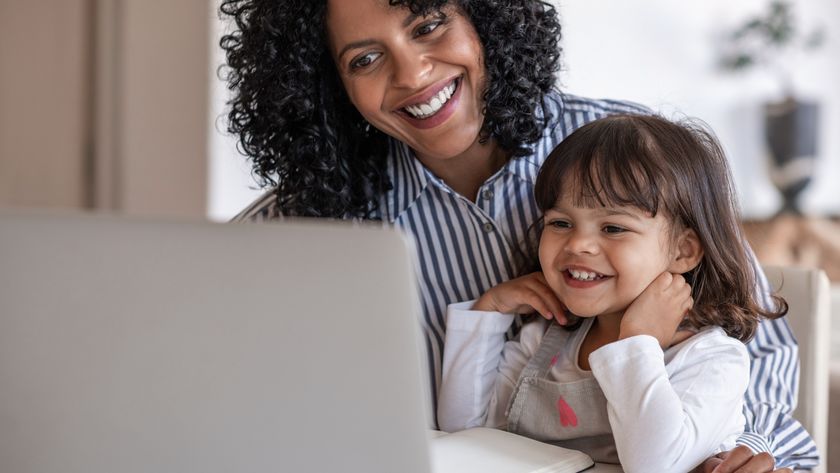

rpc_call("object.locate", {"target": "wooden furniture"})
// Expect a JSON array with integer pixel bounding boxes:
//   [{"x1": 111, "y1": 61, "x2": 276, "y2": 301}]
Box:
[{"x1": 743, "y1": 215, "x2": 840, "y2": 283}]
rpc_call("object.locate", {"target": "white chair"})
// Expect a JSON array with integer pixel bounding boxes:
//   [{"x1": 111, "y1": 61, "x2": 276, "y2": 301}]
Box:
[{"x1": 763, "y1": 265, "x2": 830, "y2": 473}]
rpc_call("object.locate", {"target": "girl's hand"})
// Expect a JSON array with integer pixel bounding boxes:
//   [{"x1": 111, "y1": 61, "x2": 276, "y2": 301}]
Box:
[
  {"x1": 472, "y1": 272, "x2": 567, "y2": 325},
  {"x1": 619, "y1": 272, "x2": 693, "y2": 348}
]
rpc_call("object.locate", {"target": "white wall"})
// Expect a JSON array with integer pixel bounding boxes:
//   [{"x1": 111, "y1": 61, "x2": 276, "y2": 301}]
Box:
[
  {"x1": 554, "y1": 0, "x2": 840, "y2": 218},
  {"x1": 207, "y1": 15, "x2": 264, "y2": 221},
  {"x1": 208, "y1": 1, "x2": 840, "y2": 220}
]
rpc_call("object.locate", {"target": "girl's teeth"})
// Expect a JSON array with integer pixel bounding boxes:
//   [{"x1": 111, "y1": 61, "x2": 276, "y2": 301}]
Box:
[{"x1": 570, "y1": 270, "x2": 600, "y2": 281}]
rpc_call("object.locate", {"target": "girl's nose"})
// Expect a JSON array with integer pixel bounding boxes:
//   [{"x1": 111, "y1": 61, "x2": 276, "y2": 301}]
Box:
[
  {"x1": 564, "y1": 231, "x2": 599, "y2": 256},
  {"x1": 390, "y1": 47, "x2": 432, "y2": 90}
]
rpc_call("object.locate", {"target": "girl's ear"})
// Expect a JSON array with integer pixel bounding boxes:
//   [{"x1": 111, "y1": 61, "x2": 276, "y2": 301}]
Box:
[{"x1": 669, "y1": 228, "x2": 704, "y2": 274}]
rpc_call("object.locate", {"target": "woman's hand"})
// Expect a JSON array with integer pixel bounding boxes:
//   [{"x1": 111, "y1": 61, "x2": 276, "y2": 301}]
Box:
[
  {"x1": 690, "y1": 446, "x2": 791, "y2": 473},
  {"x1": 472, "y1": 272, "x2": 567, "y2": 324},
  {"x1": 619, "y1": 272, "x2": 693, "y2": 348}
]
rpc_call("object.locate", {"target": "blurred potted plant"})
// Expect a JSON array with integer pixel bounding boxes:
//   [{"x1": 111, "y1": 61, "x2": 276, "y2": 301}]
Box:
[{"x1": 719, "y1": 1, "x2": 825, "y2": 214}]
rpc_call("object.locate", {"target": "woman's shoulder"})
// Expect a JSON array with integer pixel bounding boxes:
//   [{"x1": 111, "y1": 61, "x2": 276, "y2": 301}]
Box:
[
  {"x1": 229, "y1": 189, "x2": 281, "y2": 223},
  {"x1": 547, "y1": 90, "x2": 652, "y2": 118},
  {"x1": 537, "y1": 91, "x2": 654, "y2": 151}
]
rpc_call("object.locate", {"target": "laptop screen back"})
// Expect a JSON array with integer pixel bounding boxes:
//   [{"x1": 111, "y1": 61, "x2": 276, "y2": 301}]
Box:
[{"x1": 0, "y1": 213, "x2": 431, "y2": 473}]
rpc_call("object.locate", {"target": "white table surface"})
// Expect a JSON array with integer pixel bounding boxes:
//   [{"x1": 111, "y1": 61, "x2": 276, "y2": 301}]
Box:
[{"x1": 588, "y1": 463, "x2": 623, "y2": 472}]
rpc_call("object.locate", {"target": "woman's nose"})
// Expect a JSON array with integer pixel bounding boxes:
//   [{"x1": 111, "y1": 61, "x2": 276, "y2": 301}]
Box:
[{"x1": 390, "y1": 47, "x2": 432, "y2": 89}]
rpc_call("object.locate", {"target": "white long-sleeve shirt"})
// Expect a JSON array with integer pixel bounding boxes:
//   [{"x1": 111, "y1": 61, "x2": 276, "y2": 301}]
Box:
[{"x1": 438, "y1": 302, "x2": 750, "y2": 473}]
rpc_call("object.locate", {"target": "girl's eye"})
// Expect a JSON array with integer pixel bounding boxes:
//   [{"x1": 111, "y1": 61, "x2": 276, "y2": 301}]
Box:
[
  {"x1": 350, "y1": 52, "x2": 381, "y2": 71},
  {"x1": 547, "y1": 219, "x2": 571, "y2": 229},
  {"x1": 603, "y1": 225, "x2": 626, "y2": 234}
]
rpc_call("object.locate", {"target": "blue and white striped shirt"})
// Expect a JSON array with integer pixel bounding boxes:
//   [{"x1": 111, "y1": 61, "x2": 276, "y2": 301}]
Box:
[{"x1": 234, "y1": 91, "x2": 818, "y2": 469}]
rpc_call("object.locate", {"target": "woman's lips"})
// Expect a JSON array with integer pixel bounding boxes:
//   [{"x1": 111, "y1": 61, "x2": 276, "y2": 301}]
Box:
[{"x1": 396, "y1": 77, "x2": 461, "y2": 130}]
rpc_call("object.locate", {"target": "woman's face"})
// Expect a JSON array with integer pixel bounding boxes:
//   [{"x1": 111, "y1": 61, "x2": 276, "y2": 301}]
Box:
[{"x1": 326, "y1": 0, "x2": 487, "y2": 166}]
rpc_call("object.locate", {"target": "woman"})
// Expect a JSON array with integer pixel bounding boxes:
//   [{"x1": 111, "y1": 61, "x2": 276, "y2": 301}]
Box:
[{"x1": 220, "y1": 1, "x2": 815, "y2": 470}]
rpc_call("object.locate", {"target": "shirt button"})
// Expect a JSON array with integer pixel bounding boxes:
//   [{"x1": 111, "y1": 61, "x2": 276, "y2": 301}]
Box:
[
  {"x1": 482, "y1": 189, "x2": 494, "y2": 200},
  {"x1": 482, "y1": 222, "x2": 494, "y2": 233}
]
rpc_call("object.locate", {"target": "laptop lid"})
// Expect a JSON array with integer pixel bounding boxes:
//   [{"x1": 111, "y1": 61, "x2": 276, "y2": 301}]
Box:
[{"x1": 0, "y1": 212, "x2": 431, "y2": 473}]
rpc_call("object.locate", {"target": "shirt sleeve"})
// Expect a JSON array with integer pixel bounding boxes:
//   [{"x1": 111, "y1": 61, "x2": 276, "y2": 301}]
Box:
[
  {"x1": 437, "y1": 302, "x2": 547, "y2": 433},
  {"x1": 741, "y1": 250, "x2": 819, "y2": 469},
  {"x1": 589, "y1": 330, "x2": 750, "y2": 473}
]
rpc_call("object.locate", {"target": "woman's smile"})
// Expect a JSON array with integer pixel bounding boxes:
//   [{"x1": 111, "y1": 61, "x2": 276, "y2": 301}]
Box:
[{"x1": 394, "y1": 76, "x2": 462, "y2": 129}]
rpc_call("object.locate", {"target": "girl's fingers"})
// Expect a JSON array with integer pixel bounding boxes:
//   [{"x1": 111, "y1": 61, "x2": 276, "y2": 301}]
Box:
[{"x1": 524, "y1": 273, "x2": 566, "y2": 319}]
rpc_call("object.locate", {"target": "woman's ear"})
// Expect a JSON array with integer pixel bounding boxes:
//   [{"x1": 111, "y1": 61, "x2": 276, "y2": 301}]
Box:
[{"x1": 669, "y1": 228, "x2": 704, "y2": 274}]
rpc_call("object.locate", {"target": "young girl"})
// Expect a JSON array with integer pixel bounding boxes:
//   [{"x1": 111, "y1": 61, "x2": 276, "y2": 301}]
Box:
[{"x1": 437, "y1": 114, "x2": 787, "y2": 473}]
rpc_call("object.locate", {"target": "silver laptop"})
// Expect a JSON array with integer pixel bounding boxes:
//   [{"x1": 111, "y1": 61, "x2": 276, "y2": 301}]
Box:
[{"x1": 0, "y1": 212, "x2": 432, "y2": 473}]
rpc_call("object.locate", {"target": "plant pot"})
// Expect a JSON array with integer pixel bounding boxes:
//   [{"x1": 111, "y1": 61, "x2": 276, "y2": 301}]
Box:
[{"x1": 764, "y1": 98, "x2": 819, "y2": 215}]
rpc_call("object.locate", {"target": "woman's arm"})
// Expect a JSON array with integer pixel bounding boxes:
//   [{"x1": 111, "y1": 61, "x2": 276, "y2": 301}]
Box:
[
  {"x1": 740, "y1": 316, "x2": 819, "y2": 469},
  {"x1": 737, "y1": 250, "x2": 818, "y2": 470},
  {"x1": 589, "y1": 329, "x2": 750, "y2": 473}
]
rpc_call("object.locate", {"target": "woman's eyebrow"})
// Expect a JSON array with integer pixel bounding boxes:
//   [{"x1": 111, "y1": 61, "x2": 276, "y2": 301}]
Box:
[
  {"x1": 402, "y1": 12, "x2": 420, "y2": 27},
  {"x1": 336, "y1": 13, "x2": 419, "y2": 61},
  {"x1": 337, "y1": 40, "x2": 377, "y2": 62}
]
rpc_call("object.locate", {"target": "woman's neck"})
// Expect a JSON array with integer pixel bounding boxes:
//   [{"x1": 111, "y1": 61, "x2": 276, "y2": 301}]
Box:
[{"x1": 416, "y1": 139, "x2": 508, "y2": 202}]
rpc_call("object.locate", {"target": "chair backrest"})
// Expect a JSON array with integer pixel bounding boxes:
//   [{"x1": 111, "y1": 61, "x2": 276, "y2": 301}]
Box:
[{"x1": 762, "y1": 265, "x2": 830, "y2": 473}]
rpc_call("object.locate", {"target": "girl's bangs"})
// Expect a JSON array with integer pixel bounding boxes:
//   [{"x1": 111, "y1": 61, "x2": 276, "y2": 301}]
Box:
[{"x1": 563, "y1": 148, "x2": 662, "y2": 217}]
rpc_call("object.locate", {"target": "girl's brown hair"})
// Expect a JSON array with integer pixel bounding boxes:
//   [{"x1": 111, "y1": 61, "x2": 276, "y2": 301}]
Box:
[{"x1": 534, "y1": 114, "x2": 786, "y2": 342}]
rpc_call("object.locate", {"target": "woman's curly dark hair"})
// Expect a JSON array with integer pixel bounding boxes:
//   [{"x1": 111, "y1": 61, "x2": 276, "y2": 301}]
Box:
[{"x1": 220, "y1": 0, "x2": 562, "y2": 218}]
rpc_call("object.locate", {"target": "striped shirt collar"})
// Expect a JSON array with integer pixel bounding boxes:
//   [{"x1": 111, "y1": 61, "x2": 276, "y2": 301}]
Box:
[
  {"x1": 382, "y1": 90, "x2": 566, "y2": 221},
  {"x1": 383, "y1": 130, "x2": 552, "y2": 222}
]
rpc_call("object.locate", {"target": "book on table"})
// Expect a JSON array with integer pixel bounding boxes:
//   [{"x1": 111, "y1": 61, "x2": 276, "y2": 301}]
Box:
[{"x1": 429, "y1": 427, "x2": 594, "y2": 473}]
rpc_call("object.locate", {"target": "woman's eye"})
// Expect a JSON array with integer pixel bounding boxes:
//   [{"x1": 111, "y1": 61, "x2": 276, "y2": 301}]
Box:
[
  {"x1": 603, "y1": 225, "x2": 626, "y2": 234},
  {"x1": 415, "y1": 20, "x2": 442, "y2": 37},
  {"x1": 350, "y1": 52, "x2": 380, "y2": 70}
]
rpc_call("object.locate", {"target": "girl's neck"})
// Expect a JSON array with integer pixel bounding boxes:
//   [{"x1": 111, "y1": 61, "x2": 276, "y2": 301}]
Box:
[
  {"x1": 578, "y1": 313, "x2": 623, "y2": 371},
  {"x1": 416, "y1": 139, "x2": 508, "y2": 202},
  {"x1": 592, "y1": 312, "x2": 623, "y2": 343}
]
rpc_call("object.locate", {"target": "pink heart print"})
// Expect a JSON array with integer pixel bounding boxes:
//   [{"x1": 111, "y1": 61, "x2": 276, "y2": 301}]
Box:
[{"x1": 556, "y1": 396, "x2": 578, "y2": 427}]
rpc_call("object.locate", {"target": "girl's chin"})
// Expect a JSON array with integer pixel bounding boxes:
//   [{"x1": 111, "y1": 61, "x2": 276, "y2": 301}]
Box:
[{"x1": 564, "y1": 306, "x2": 598, "y2": 318}]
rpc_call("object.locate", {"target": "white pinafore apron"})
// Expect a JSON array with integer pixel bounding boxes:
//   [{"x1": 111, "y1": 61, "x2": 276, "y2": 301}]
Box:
[{"x1": 505, "y1": 323, "x2": 620, "y2": 464}]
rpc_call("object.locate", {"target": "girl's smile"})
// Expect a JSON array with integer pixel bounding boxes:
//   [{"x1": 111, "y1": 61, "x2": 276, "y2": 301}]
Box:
[{"x1": 562, "y1": 265, "x2": 611, "y2": 289}]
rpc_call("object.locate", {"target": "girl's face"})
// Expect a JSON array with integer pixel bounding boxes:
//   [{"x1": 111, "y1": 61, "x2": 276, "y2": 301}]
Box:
[
  {"x1": 539, "y1": 193, "x2": 687, "y2": 319},
  {"x1": 326, "y1": 0, "x2": 487, "y2": 166}
]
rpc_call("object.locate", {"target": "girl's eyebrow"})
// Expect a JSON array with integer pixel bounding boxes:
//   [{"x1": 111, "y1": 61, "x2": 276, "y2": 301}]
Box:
[
  {"x1": 595, "y1": 208, "x2": 643, "y2": 220},
  {"x1": 549, "y1": 206, "x2": 643, "y2": 220}
]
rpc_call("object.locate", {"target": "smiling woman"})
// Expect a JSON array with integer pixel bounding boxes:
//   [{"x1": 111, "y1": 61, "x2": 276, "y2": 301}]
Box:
[
  {"x1": 220, "y1": 0, "x2": 561, "y2": 217},
  {"x1": 326, "y1": 2, "x2": 488, "y2": 179}
]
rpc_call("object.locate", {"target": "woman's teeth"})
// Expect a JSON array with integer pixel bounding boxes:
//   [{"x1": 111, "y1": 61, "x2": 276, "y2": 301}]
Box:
[
  {"x1": 403, "y1": 80, "x2": 457, "y2": 119},
  {"x1": 568, "y1": 269, "x2": 602, "y2": 281}
]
